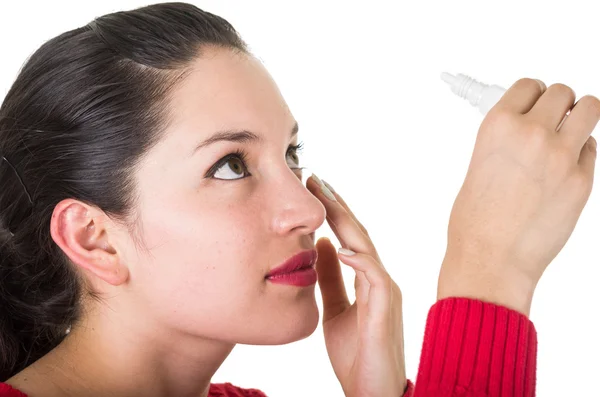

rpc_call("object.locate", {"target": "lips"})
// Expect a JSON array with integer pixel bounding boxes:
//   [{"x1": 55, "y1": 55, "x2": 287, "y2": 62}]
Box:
[{"x1": 266, "y1": 249, "x2": 318, "y2": 277}]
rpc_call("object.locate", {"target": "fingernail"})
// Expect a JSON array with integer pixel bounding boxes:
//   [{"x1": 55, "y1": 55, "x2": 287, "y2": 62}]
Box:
[
  {"x1": 311, "y1": 173, "x2": 337, "y2": 201},
  {"x1": 310, "y1": 173, "x2": 323, "y2": 186},
  {"x1": 589, "y1": 137, "x2": 597, "y2": 151},
  {"x1": 338, "y1": 248, "x2": 356, "y2": 256},
  {"x1": 322, "y1": 179, "x2": 335, "y2": 193},
  {"x1": 321, "y1": 184, "x2": 337, "y2": 201}
]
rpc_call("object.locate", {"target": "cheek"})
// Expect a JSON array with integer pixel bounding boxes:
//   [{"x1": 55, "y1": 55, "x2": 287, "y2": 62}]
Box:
[{"x1": 131, "y1": 196, "x2": 267, "y2": 326}]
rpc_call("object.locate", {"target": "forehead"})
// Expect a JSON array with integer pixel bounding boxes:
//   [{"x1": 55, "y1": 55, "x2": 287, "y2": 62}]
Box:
[{"x1": 166, "y1": 47, "x2": 294, "y2": 142}]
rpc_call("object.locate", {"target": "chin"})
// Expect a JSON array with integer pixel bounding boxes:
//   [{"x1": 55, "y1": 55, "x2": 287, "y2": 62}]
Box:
[
  {"x1": 238, "y1": 295, "x2": 320, "y2": 346},
  {"x1": 278, "y1": 300, "x2": 320, "y2": 344}
]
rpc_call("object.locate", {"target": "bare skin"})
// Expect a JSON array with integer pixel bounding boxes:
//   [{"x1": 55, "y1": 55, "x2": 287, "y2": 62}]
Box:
[
  {"x1": 5, "y1": 46, "x2": 407, "y2": 397},
  {"x1": 438, "y1": 78, "x2": 599, "y2": 316},
  {"x1": 5, "y1": 49, "x2": 598, "y2": 396}
]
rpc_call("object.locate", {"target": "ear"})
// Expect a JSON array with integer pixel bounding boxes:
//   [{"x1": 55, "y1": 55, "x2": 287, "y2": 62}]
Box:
[{"x1": 50, "y1": 199, "x2": 129, "y2": 286}]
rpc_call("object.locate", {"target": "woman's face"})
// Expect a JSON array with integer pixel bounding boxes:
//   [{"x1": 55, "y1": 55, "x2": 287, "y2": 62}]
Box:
[{"x1": 123, "y1": 47, "x2": 326, "y2": 345}]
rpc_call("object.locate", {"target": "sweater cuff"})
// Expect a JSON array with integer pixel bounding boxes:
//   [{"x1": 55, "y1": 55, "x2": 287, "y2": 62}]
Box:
[
  {"x1": 414, "y1": 297, "x2": 537, "y2": 397},
  {"x1": 402, "y1": 379, "x2": 414, "y2": 397}
]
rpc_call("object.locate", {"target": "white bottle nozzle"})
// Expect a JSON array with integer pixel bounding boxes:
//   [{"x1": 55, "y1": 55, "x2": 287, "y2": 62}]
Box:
[
  {"x1": 441, "y1": 72, "x2": 507, "y2": 115},
  {"x1": 440, "y1": 72, "x2": 457, "y2": 86}
]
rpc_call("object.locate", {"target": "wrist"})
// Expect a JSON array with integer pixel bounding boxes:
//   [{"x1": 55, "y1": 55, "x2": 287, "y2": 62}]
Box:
[{"x1": 437, "y1": 255, "x2": 537, "y2": 317}]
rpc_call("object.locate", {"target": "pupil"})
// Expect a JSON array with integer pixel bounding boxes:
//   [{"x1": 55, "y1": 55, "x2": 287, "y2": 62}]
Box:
[{"x1": 230, "y1": 159, "x2": 242, "y2": 174}]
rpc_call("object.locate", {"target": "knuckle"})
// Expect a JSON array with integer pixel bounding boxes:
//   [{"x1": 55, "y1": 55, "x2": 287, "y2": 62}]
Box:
[
  {"x1": 524, "y1": 121, "x2": 551, "y2": 148},
  {"x1": 515, "y1": 77, "x2": 544, "y2": 94},
  {"x1": 548, "y1": 83, "x2": 576, "y2": 103},
  {"x1": 381, "y1": 274, "x2": 394, "y2": 293},
  {"x1": 360, "y1": 224, "x2": 369, "y2": 236},
  {"x1": 572, "y1": 170, "x2": 593, "y2": 195},
  {"x1": 577, "y1": 95, "x2": 600, "y2": 119},
  {"x1": 485, "y1": 106, "x2": 508, "y2": 122},
  {"x1": 482, "y1": 106, "x2": 518, "y2": 134},
  {"x1": 588, "y1": 136, "x2": 598, "y2": 152},
  {"x1": 529, "y1": 121, "x2": 550, "y2": 137},
  {"x1": 515, "y1": 77, "x2": 540, "y2": 88},
  {"x1": 553, "y1": 145, "x2": 575, "y2": 170},
  {"x1": 369, "y1": 261, "x2": 390, "y2": 283}
]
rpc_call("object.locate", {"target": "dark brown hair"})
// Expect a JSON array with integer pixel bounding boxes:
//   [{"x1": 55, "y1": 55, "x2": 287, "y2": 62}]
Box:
[{"x1": 0, "y1": 2, "x2": 247, "y2": 380}]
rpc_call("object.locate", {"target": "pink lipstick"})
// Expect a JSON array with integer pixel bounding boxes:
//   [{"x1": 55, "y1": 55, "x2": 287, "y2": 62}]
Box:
[{"x1": 266, "y1": 249, "x2": 318, "y2": 287}]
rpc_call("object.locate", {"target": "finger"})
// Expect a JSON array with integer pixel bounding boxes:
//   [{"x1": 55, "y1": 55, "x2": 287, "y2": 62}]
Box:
[
  {"x1": 560, "y1": 95, "x2": 600, "y2": 153},
  {"x1": 320, "y1": 179, "x2": 369, "y2": 236},
  {"x1": 307, "y1": 174, "x2": 375, "y2": 255},
  {"x1": 308, "y1": 175, "x2": 362, "y2": 229},
  {"x1": 355, "y1": 270, "x2": 370, "y2": 305},
  {"x1": 316, "y1": 237, "x2": 350, "y2": 322},
  {"x1": 578, "y1": 136, "x2": 597, "y2": 180},
  {"x1": 353, "y1": 270, "x2": 371, "y2": 312},
  {"x1": 495, "y1": 78, "x2": 546, "y2": 114},
  {"x1": 527, "y1": 83, "x2": 576, "y2": 130},
  {"x1": 354, "y1": 270, "x2": 370, "y2": 326},
  {"x1": 319, "y1": 178, "x2": 384, "y2": 263},
  {"x1": 338, "y1": 248, "x2": 391, "y2": 321}
]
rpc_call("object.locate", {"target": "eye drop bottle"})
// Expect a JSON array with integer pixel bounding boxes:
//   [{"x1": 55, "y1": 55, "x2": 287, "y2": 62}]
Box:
[{"x1": 441, "y1": 72, "x2": 506, "y2": 115}]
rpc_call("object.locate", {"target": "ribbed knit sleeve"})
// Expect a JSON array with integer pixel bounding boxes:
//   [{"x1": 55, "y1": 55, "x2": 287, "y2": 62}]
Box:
[
  {"x1": 413, "y1": 298, "x2": 537, "y2": 397},
  {"x1": 0, "y1": 383, "x2": 27, "y2": 397}
]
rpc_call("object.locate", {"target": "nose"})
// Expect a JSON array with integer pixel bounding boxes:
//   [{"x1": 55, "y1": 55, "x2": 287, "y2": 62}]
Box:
[{"x1": 269, "y1": 170, "x2": 326, "y2": 237}]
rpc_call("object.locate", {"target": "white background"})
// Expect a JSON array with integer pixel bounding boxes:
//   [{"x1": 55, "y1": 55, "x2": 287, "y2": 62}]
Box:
[{"x1": 2, "y1": 1, "x2": 599, "y2": 395}]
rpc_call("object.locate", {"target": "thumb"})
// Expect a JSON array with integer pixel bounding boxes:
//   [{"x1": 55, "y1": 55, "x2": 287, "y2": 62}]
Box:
[{"x1": 316, "y1": 237, "x2": 350, "y2": 322}]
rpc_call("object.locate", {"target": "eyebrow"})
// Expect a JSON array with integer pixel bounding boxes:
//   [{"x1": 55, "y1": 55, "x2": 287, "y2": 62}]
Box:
[{"x1": 192, "y1": 121, "x2": 299, "y2": 154}]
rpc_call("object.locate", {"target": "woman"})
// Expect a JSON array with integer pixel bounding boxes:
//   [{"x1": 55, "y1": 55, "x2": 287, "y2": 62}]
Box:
[{"x1": 0, "y1": 3, "x2": 597, "y2": 396}]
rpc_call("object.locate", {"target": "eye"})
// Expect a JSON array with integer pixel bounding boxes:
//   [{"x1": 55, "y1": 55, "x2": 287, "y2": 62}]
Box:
[
  {"x1": 209, "y1": 151, "x2": 250, "y2": 180},
  {"x1": 206, "y1": 143, "x2": 304, "y2": 181},
  {"x1": 286, "y1": 141, "x2": 304, "y2": 169}
]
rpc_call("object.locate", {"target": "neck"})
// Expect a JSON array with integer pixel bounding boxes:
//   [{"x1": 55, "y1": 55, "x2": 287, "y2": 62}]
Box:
[{"x1": 11, "y1": 301, "x2": 235, "y2": 397}]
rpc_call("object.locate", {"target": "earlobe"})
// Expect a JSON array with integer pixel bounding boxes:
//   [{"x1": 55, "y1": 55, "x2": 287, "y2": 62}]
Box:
[{"x1": 50, "y1": 199, "x2": 129, "y2": 286}]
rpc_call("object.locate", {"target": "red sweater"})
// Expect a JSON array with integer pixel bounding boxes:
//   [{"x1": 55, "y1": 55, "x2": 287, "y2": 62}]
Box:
[{"x1": 0, "y1": 297, "x2": 536, "y2": 397}]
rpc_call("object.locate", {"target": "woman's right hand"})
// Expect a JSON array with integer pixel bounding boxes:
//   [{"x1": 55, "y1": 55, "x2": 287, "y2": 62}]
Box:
[{"x1": 438, "y1": 78, "x2": 600, "y2": 316}]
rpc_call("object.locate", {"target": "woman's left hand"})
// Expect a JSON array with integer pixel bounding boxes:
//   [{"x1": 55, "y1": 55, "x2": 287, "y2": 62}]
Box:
[{"x1": 307, "y1": 175, "x2": 407, "y2": 397}]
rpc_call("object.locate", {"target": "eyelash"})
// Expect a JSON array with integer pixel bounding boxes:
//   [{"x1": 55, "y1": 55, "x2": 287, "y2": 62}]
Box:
[{"x1": 205, "y1": 142, "x2": 305, "y2": 179}]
